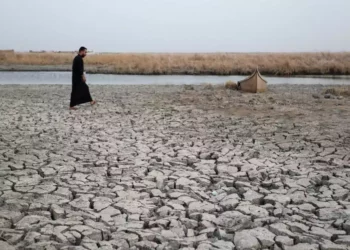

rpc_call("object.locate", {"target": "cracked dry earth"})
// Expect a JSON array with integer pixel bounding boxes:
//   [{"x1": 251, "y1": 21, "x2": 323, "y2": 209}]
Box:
[{"x1": 0, "y1": 84, "x2": 350, "y2": 250}]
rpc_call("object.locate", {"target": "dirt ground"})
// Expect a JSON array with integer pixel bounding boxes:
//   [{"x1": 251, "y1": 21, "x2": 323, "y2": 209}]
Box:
[{"x1": 0, "y1": 84, "x2": 350, "y2": 250}]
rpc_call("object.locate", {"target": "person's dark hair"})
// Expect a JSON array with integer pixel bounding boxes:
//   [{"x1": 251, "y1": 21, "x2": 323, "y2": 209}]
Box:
[{"x1": 79, "y1": 46, "x2": 87, "y2": 53}]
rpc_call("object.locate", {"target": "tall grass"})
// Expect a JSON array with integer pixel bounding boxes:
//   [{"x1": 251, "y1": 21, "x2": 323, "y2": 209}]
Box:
[{"x1": 1, "y1": 52, "x2": 350, "y2": 75}]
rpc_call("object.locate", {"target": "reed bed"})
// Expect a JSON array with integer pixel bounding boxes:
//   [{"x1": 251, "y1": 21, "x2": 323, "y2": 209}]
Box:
[
  {"x1": 324, "y1": 86, "x2": 350, "y2": 96},
  {"x1": 1, "y1": 52, "x2": 350, "y2": 75}
]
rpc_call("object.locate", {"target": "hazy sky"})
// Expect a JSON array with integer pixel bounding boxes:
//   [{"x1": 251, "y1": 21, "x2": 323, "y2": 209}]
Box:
[{"x1": 1, "y1": 0, "x2": 350, "y2": 52}]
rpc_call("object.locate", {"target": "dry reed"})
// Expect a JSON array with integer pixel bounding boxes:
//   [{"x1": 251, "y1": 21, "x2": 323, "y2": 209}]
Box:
[
  {"x1": 324, "y1": 86, "x2": 350, "y2": 96},
  {"x1": 1, "y1": 52, "x2": 350, "y2": 75},
  {"x1": 225, "y1": 81, "x2": 238, "y2": 90}
]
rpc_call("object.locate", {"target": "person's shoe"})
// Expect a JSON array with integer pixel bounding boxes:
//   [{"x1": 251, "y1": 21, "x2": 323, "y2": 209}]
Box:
[
  {"x1": 69, "y1": 106, "x2": 78, "y2": 110},
  {"x1": 90, "y1": 100, "x2": 96, "y2": 106}
]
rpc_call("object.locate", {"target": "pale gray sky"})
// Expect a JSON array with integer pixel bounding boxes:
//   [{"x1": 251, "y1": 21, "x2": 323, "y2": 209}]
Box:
[{"x1": 1, "y1": 0, "x2": 349, "y2": 52}]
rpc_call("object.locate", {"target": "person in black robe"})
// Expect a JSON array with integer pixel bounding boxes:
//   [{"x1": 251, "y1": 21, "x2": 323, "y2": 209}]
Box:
[{"x1": 69, "y1": 46, "x2": 96, "y2": 110}]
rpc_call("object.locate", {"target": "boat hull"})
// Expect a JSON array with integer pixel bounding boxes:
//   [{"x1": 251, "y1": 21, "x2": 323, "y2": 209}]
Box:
[{"x1": 238, "y1": 69, "x2": 267, "y2": 93}]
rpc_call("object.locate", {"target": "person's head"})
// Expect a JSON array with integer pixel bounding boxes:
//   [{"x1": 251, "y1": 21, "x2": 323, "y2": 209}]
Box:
[{"x1": 78, "y1": 46, "x2": 87, "y2": 58}]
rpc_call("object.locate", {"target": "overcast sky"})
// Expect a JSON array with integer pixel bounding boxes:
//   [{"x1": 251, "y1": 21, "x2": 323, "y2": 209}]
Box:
[{"x1": 1, "y1": 0, "x2": 350, "y2": 52}]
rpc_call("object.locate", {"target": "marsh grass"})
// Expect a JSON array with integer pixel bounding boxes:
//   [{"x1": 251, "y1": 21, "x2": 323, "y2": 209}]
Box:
[
  {"x1": 225, "y1": 81, "x2": 238, "y2": 90},
  {"x1": 324, "y1": 86, "x2": 350, "y2": 96},
  {"x1": 1, "y1": 52, "x2": 350, "y2": 75}
]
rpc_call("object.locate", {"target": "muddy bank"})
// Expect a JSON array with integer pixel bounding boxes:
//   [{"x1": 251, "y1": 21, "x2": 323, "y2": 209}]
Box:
[
  {"x1": 0, "y1": 64, "x2": 71, "y2": 72},
  {"x1": 0, "y1": 84, "x2": 349, "y2": 249}
]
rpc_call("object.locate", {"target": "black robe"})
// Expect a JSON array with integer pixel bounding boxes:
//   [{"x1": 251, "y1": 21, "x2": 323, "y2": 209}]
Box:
[{"x1": 70, "y1": 55, "x2": 93, "y2": 107}]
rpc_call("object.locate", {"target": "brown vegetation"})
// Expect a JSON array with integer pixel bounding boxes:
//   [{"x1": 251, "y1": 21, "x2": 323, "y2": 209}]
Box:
[
  {"x1": 224, "y1": 81, "x2": 238, "y2": 90},
  {"x1": 324, "y1": 86, "x2": 350, "y2": 96},
  {"x1": 1, "y1": 52, "x2": 350, "y2": 75}
]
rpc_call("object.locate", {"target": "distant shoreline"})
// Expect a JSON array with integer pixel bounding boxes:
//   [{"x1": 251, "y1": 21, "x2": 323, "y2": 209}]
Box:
[
  {"x1": 1, "y1": 52, "x2": 350, "y2": 76},
  {"x1": 2, "y1": 65, "x2": 350, "y2": 78}
]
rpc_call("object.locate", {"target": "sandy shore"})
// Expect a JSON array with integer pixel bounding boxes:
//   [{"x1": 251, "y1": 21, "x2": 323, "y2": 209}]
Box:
[{"x1": 0, "y1": 84, "x2": 350, "y2": 250}]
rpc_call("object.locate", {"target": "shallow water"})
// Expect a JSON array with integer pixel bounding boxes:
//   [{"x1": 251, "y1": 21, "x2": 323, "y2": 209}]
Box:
[{"x1": 1, "y1": 71, "x2": 350, "y2": 85}]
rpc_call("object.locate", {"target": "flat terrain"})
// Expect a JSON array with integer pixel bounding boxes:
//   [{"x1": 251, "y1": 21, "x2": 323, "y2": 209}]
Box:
[
  {"x1": 1, "y1": 52, "x2": 350, "y2": 75},
  {"x1": 0, "y1": 84, "x2": 350, "y2": 250}
]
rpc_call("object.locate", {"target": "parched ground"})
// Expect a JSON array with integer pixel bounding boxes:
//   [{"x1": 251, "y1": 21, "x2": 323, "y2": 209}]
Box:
[{"x1": 0, "y1": 84, "x2": 350, "y2": 250}]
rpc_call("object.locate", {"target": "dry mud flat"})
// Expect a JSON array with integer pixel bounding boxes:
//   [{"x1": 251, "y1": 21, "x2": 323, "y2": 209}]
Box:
[{"x1": 0, "y1": 84, "x2": 350, "y2": 250}]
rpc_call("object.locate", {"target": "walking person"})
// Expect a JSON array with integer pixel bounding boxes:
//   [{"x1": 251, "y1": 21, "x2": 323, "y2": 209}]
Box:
[{"x1": 69, "y1": 46, "x2": 96, "y2": 110}]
